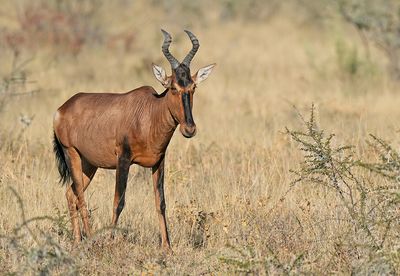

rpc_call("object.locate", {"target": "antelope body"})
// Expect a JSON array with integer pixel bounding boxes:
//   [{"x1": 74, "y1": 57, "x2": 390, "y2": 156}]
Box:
[{"x1": 53, "y1": 30, "x2": 215, "y2": 249}]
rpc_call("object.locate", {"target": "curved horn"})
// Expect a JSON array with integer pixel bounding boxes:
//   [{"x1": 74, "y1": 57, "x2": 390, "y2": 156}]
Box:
[
  {"x1": 182, "y1": 30, "x2": 200, "y2": 67},
  {"x1": 161, "y1": 29, "x2": 179, "y2": 69}
]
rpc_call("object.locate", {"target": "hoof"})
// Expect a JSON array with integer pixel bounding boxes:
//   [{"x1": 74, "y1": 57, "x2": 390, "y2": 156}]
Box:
[
  {"x1": 162, "y1": 245, "x2": 173, "y2": 255},
  {"x1": 73, "y1": 237, "x2": 81, "y2": 246}
]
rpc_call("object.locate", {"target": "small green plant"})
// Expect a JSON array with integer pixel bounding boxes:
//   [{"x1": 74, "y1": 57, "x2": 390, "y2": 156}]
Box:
[
  {"x1": 336, "y1": 39, "x2": 361, "y2": 78},
  {"x1": 334, "y1": 38, "x2": 379, "y2": 91},
  {"x1": 51, "y1": 207, "x2": 72, "y2": 239},
  {"x1": 286, "y1": 105, "x2": 357, "y2": 198}
]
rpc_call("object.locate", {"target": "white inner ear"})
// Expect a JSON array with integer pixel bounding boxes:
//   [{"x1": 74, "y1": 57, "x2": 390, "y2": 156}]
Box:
[
  {"x1": 195, "y1": 64, "x2": 215, "y2": 84},
  {"x1": 152, "y1": 64, "x2": 168, "y2": 86}
]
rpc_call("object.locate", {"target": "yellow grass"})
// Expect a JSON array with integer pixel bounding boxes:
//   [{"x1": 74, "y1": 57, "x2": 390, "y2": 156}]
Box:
[{"x1": 0, "y1": 1, "x2": 399, "y2": 274}]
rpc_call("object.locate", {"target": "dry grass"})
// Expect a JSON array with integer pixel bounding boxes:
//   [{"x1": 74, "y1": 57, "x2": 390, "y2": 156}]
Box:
[{"x1": 0, "y1": 0, "x2": 399, "y2": 274}]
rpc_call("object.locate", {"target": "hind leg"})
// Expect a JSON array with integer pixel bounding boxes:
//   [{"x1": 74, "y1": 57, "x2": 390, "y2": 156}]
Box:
[
  {"x1": 64, "y1": 147, "x2": 95, "y2": 243},
  {"x1": 66, "y1": 159, "x2": 97, "y2": 244},
  {"x1": 66, "y1": 186, "x2": 81, "y2": 244},
  {"x1": 79, "y1": 160, "x2": 97, "y2": 237}
]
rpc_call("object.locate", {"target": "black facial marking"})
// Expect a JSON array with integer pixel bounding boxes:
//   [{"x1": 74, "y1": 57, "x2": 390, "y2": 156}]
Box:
[
  {"x1": 182, "y1": 93, "x2": 194, "y2": 125},
  {"x1": 174, "y1": 64, "x2": 193, "y2": 88}
]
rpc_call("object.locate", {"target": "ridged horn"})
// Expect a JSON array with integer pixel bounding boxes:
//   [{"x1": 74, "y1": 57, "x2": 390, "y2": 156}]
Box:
[
  {"x1": 182, "y1": 30, "x2": 200, "y2": 67},
  {"x1": 161, "y1": 29, "x2": 179, "y2": 69}
]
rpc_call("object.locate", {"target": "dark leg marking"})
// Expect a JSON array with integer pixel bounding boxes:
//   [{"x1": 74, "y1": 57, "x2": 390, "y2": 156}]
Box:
[{"x1": 112, "y1": 137, "x2": 132, "y2": 230}]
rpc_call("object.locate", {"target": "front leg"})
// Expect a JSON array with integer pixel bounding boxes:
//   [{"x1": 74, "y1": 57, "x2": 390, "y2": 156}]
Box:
[{"x1": 152, "y1": 155, "x2": 171, "y2": 250}]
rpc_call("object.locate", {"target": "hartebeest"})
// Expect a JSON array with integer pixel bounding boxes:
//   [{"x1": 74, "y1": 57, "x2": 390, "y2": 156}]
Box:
[{"x1": 53, "y1": 29, "x2": 215, "y2": 249}]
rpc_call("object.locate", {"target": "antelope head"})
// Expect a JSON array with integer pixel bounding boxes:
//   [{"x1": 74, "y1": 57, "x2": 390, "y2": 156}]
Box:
[{"x1": 152, "y1": 29, "x2": 215, "y2": 138}]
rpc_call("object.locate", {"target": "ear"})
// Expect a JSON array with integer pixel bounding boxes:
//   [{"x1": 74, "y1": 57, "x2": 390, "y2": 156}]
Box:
[
  {"x1": 193, "y1": 63, "x2": 216, "y2": 85},
  {"x1": 152, "y1": 63, "x2": 170, "y2": 87}
]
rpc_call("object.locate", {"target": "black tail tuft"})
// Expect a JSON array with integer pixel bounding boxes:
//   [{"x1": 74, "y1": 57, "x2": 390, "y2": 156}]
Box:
[{"x1": 53, "y1": 132, "x2": 71, "y2": 185}]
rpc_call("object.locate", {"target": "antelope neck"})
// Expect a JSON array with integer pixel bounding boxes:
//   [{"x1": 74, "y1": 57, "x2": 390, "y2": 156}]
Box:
[{"x1": 161, "y1": 90, "x2": 179, "y2": 130}]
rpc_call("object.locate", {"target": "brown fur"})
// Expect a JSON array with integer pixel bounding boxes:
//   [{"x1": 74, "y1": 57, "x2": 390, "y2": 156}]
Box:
[{"x1": 54, "y1": 87, "x2": 179, "y2": 169}]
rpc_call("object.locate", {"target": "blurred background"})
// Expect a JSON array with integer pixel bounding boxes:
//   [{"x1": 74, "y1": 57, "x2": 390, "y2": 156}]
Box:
[
  {"x1": 0, "y1": 0, "x2": 399, "y2": 274},
  {"x1": 1, "y1": 0, "x2": 400, "y2": 143},
  {"x1": 1, "y1": 0, "x2": 400, "y2": 141}
]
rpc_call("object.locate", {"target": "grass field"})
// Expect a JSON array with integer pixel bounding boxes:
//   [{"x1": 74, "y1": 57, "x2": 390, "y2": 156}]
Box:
[{"x1": 0, "y1": 1, "x2": 399, "y2": 274}]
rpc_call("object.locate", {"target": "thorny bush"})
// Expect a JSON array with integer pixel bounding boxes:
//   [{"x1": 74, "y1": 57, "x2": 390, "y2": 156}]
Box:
[{"x1": 286, "y1": 104, "x2": 400, "y2": 274}]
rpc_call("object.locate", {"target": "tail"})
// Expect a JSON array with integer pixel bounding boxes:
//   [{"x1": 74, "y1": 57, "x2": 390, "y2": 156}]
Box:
[{"x1": 53, "y1": 132, "x2": 71, "y2": 185}]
